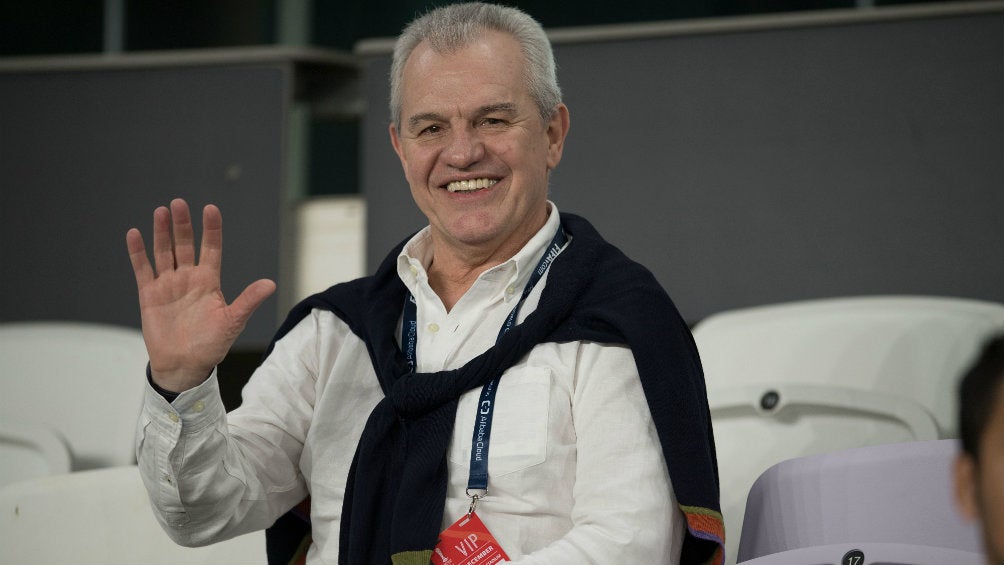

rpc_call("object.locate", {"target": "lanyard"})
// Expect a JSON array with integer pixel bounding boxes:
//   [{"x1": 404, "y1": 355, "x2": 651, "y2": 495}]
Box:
[{"x1": 401, "y1": 227, "x2": 568, "y2": 502}]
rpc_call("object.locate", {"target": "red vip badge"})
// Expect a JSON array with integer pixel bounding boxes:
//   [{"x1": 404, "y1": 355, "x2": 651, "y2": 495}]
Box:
[{"x1": 432, "y1": 511, "x2": 510, "y2": 565}]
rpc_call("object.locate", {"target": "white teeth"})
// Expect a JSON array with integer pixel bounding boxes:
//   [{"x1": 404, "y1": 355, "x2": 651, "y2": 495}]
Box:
[{"x1": 446, "y1": 178, "x2": 498, "y2": 193}]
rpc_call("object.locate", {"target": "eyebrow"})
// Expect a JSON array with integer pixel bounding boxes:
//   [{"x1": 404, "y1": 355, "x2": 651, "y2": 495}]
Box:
[
  {"x1": 407, "y1": 112, "x2": 444, "y2": 131},
  {"x1": 406, "y1": 102, "x2": 520, "y2": 131},
  {"x1": 477, "y1": 102, "x2": 518, "y2": 117}
]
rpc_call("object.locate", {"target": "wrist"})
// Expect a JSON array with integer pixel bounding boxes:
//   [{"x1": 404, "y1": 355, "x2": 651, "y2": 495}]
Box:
[
  {"x1": 146, "y1": 364, "x2": 180, "y2": 402},
  {"x1": 149, "y1": 365, "x2": 213, "y2": 394}
]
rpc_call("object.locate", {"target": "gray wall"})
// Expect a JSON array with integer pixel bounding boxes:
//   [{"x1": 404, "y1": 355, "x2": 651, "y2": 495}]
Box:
[
  {"x1": 0, "y1": 64, "x2": 286, "y2": 345},
  {"x1": 1, "y1": 6, "x2": 1000, "y2": 344},
  {"x1": 360, "y1": 8, "x2": 1004, "y2": 323}
]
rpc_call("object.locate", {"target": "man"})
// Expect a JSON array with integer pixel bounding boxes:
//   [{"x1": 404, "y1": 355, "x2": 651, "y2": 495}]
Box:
[
  {"x1": 955, "y1": 335, "x2": 1004, "y2": 565},
  {"x1": 126, "y1": 3, "x2": 722, "y2": 564}
]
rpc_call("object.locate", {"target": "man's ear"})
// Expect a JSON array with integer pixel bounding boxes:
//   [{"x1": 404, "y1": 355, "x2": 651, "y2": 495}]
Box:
[
  {"x1": 954, "y1": 453, "x2": 979, "y2": 521},
  {"x1": 389, "y1": 123, "x2": 408, "y2": 171},
  {"x1": 546, "y1": 103, "x2": 571, "y2": 170}
]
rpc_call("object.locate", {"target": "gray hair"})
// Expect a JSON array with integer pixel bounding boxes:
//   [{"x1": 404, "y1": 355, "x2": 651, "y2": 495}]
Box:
[{"x1": 389, "y1": 2, "x2": 562, "y2": 129}]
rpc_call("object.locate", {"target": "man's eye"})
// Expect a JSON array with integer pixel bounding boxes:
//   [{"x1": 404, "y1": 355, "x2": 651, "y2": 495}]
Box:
[
  {"x1": 480, "y1": 118, "x2": 505, "y2": 127},
  {"x1": 419, "y1": 125, "x2": 441, "y2": 136}
]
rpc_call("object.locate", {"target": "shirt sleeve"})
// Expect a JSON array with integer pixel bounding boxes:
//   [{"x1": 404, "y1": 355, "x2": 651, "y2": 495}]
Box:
[
  {"x1": 508, "y1": 342, "x2": 684, "y2": 564},
  {"x1": 135, "y1": 314, "x2": 320, "y2": 547}
]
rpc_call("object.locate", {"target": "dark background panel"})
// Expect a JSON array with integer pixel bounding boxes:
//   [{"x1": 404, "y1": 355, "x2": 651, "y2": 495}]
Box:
[
  {"x1": 0, "y1": 65, "x2": 286, "y2": 346},
  {"x1": 360, "y1": 10, "x2": 1004, "y2": 324}
]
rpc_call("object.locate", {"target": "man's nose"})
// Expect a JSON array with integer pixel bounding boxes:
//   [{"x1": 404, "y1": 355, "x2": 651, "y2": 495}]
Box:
[{"x1": 443, "y1": 126, "x2": 486, "y2": 169}]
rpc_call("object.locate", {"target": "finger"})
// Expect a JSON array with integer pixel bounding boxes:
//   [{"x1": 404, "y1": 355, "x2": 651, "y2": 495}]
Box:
[
  {"x1": 126, "y1": 228, "x2": 155, "y2": 287},
  {"x1": 171, "y1": 198, "x2": 196, "y2": 267},
  {"x1": 229, "y1": 279, "x2": 277, "y2": 327},
  {"x1": 151, "y1": 205, "x2": 175, "y2": 275},
  {"x1": 200, "y1": 204, "x2": 223, "y2": 271}
]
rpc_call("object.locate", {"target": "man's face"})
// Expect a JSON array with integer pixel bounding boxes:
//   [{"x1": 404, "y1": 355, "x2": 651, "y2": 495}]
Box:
[
  {"x1": 956, "y1": 383, "x2": 1004, "y2": 565},
  {"x1": 390, "y1": 31, "x2": 569, "y2": 259}
]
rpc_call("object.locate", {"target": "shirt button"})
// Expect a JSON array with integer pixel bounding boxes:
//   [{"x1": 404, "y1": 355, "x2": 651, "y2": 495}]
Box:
[
  {"x1": 168, "y1": 412, "x2": 180, "y2": 423},
  {"x1": 163, "y1": 474, "x2": 173, "y2": 484},
  {"x1": 409, "y1": 265, "x2": 419, "y2": 275},
  {"x1": 505, "y1": 285, "x2": 516, "y2": 295},
  {"x1": 192, "y1": 400, "x2": 205, "y2": 413},
  {"x1": 428, "y1": 323, "x2": 440, "y2": 333}
]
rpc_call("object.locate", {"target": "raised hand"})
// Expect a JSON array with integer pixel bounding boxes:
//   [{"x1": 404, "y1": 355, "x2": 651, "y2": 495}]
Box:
[{"x1": 126, "y1": 199, "x2": 276, "y2": 393}]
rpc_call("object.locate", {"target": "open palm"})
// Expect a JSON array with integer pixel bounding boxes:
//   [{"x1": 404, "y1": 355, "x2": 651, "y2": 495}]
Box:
[{"x1": 126, "y1": 199, "x2": 275, "y2": 392}]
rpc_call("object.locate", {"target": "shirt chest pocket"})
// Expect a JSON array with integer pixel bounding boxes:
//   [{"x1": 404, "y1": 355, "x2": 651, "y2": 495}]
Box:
[{"x1": 449, "y1": 367, "x2": 551, "y2": 477}]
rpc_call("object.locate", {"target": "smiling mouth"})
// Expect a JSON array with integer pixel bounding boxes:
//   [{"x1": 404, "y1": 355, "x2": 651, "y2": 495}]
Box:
[{"x1": 445, "y1": 178, "x2": 498, "y2": 193}]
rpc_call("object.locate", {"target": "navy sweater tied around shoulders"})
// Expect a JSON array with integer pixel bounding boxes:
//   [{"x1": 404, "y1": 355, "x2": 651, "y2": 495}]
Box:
[{"x1": 263, "y1": 213, "x2": 724, "y2": 565}]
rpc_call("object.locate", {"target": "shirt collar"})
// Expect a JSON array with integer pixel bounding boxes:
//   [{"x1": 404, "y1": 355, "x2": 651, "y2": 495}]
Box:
[{"x1": 397, "y1": 201, "x2": 563, "y2": 304}]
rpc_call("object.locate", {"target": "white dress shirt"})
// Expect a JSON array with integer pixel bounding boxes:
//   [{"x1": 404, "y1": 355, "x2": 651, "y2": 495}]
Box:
[{"x1": 137, "y1": 203, "x2": 683, "y2": 564}]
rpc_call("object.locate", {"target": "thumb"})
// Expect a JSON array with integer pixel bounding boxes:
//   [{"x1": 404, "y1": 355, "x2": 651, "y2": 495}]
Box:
[{"x1": 229, "y1": 279, "x2": 277, "y2": 326}]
